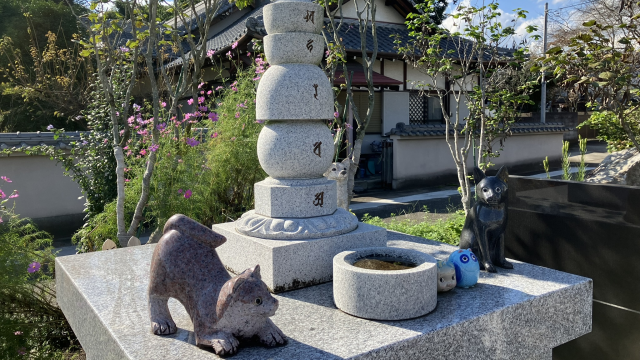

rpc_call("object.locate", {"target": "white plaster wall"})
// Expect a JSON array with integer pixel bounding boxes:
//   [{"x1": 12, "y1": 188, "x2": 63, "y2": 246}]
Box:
[
  {"x1": 406, "y1": 66, "x2": 445, "y2": 90},
  {"x1": 383, "y1": 60, "x2": 404, "y2": 90},
  {"x1": 383, "y1": 91, "x2": 409, "y2": 134},
  {"x1": 450, "y1": 93, "x2": 470, "y2": 123},
  {"x1": 391, "y1": 132, "x2": 564, "y2": 188},
  {"x1": 336, "y1": 0, "x2": 406, "y2": 24},
  {"x1": 0, "y1": 155, "x2": 85, "y2": 219}
]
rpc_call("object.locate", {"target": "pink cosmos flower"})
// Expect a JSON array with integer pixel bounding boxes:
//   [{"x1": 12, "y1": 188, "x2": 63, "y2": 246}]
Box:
[
  {"x1": 125, "y1": 179, "x2": 130, "y2": 183},
  {"x1": 198, "y1": 82, "x2": 204, "y2": 89},
  {"x1": 235, "y1": 112, "x2": 240, "y2": 118},
  {"x1": 184, "y1": 189, "x2": 192, "y2": 199},
  {"x1": 140, "y1": 149, "x2": 147, "y2": 156},
  {"x1": 46, "y1": 124, "x2": 54, "y2": 131},
  {"x1": 230, "y1": 137, "x2": 236, "y2": 141},
  {"x1": 207, "y1": 90, "x2": 212, "y2": 95},
  {"x1": 215, "y1": 86, "x2": 223, "y2": 91},
  {"x1": 28, "y1": 262, "x2": 40, "y2": 273},
  {"x1": 198, "y1": 97, "x2": 205, "y2": 104},
  {"x1": 14, "y1": 331, "x2": 22, "y2": 336},
  {"x1": 334, "y1": 111, "x2": 340, "y2": 118},
  {"x1": 208, "y1": 113, "x2": 219, "y2": 121},
  {"x1": 207, "y1": 49, "x2": 215, "y2": 57},
  {"x1": 1, "y1": 176, "x2": 11, "y2": 183},
  {"x1": 187, "y1": 98, "x2": 194, "y2": 105},
  {"x1": 211, "y1": 132, "x2": 219, "y2": 138},
  {"x1": 0, "y1": 189, "x2": 6, "y2": 199},
  {"x1": 9, "y1": 191, "x2": 19, "y2": 199},
  {"x1": 149, "y1": 144, "x2": 160, "y2": 152},
  {"x1": 178, "y1": 189, "x2": 183, "y2": 194},
  {"x1": 199, "y1": 106, "x2": 208, "y2": 112},
  {"x1": 161, "y1": 102, "x2": 166, "y2": 108},
  {"x1": 226, "y1": 51, "x2": 232, "y2": 59},
  {"x1": 247, "y1": 52, "x2": 251, "y2": 56},
  {"x1": 232, "y1": 42, "x2": 238, "y2": 49}
]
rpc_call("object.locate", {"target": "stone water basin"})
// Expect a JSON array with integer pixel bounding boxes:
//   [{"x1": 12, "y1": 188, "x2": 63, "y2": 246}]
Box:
[{"x1": 333, "y1": 247, "x2": 437, "y2": 320}]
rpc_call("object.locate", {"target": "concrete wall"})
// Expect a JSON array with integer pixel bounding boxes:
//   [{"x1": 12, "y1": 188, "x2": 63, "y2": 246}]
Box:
[
  {"x1": 0, "y1": 155, "x2": 85, "y2": 235},
  {"x1": 390, "y1": 132, "x2": 565, "y2": 189}
]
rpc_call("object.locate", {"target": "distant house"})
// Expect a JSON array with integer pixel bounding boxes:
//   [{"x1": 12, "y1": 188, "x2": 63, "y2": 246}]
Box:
[{"x1": 155, "y1": 0, "x2": 569, "y2": 189}]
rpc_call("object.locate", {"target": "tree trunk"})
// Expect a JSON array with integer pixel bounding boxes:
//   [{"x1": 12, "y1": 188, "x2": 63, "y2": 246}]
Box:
[{"x1": 114, "y1": 146, "x2": 128, "y2": 246}]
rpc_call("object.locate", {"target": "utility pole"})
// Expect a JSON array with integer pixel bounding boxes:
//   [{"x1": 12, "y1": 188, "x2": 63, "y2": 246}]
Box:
[{"x1": 541, "y1": 2, "x2": 548, "y2": 123}]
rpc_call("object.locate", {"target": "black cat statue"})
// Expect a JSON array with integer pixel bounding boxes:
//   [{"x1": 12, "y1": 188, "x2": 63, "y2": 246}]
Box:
[{"x1": 459, "y1": 166, "x2": 513, "y2": 273}]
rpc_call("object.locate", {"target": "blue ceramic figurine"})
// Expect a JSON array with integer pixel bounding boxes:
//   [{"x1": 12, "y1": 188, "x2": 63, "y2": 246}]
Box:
[{"x1": 447, "y1": 249, "x2": 480, "y2": 288}]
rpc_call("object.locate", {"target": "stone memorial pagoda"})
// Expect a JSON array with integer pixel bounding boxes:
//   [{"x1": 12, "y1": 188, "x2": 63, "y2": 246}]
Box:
[{"x1": 212, "y1": 0, "x2": 387, "y2": 292}]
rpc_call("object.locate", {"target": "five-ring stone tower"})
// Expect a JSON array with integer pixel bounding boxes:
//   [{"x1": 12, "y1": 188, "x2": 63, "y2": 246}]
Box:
[{"x1": 213, "y1": 0, "x2": 386, "y2": 293}]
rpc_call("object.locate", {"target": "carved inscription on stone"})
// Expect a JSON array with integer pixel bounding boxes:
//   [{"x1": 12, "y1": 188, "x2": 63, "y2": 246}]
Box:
[
  {"x1": 313, "y1": 84, "x2": 319, "y2": 100},
  {"x1": 313, "y1": 141, "x2": 322, "y2": 158},
  {"x1": 306, "y1": 39, "x2": 314, "y2": 53},
  {"x1": 313, "y1": 192, "x2": 324, "y2": 207},
  {"x1": 304, "y1": 10, "x2": 315, "y2": 24}
]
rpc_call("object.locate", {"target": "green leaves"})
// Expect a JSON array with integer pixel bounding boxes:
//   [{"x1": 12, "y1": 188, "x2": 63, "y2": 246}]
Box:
[{"x1": 582, "y1": 20, "x2": 597, "y2": 27}]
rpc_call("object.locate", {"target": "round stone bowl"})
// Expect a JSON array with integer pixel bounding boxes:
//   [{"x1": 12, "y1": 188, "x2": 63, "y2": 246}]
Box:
[
  {"x1": 333, "y1": 247, "x2": 438, "y2": 320},
  {"x1": 264, "y1": 33, "x2": 324, "y2": 65},
  {"x1": 264, "y1": 0, "x2": 324, "y2": 35}
]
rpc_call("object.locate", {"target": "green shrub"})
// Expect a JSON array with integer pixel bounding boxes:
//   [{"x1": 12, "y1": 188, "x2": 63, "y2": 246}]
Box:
[
  {"x1": 72, "y1": 55, "x2": 267, "y2": 250},
  {"x1": 362, "y1": 210, "x2": 466, "y2": 246},
  {"x1": 0, "y1": 178, "x2": 80, "y2": 359}
]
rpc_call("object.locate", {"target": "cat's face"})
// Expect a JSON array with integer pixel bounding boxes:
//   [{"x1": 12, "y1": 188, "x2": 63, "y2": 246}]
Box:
[
  {"x1": 324, "y1": 159, "x2": 349, "y2": 180},
  {"x1": 232, "y1": 266, "x2": 278, "y2": 317},
  {"x1": 474, "y1": 166, "x2": 508, "y2": 206},
  {"x1": 437, "y1": 260, "x2": 456, "y2": 292}
]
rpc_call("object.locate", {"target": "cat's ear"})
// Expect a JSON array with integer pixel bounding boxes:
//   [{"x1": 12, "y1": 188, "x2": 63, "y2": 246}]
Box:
[
  {"x1": 496, "y1": 166, "x2": 509, "y2": 184},
  {"x1": 341, "y1": 158, "x2": 351, "y2": 166},
  {"x1": 249, "y1": 264, "x2": 261, "y2": 280},
  {"x1": 473, "y1": 167, "x2": 486, "y2": 183}
]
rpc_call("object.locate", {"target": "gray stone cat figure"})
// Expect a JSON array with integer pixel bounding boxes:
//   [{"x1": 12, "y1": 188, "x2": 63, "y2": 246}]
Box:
[
  {"x1": 148, "y1": 214, "x2": 287, "y2": 356},
  {"x1": 459, "y1": 166, "x2": 513, "y2": 273},
  {"x1": 324, "y1": 158, "x2": 350, "y2": 211}
]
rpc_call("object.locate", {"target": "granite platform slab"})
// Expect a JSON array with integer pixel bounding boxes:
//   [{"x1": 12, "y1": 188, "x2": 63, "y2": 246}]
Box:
[
  {"x1": 56, "y1": 231, "x2": 592, "y2": 360},
  {"x1": 212, "y1": 222, "x2": 385, "y2": 292}
]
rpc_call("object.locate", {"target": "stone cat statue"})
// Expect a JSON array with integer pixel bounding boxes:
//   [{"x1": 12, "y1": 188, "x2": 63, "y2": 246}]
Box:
[
  {"x1": 148, "y1": 214, "x2": 286, "y2": 356},
  {"x1": 324, "y1": 158, "x2": 350, "y2": 211},
  {"x1": 459, "y1": 166, "x2": 513, "y2": 273}
]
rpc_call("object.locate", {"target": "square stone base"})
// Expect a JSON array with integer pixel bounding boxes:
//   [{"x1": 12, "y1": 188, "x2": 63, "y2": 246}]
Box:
[{"x1": 212, "y1": 222, "x2": 386, "y2": 292}]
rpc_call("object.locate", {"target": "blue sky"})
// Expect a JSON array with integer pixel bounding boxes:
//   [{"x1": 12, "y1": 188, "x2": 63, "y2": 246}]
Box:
[{"x1": 440, "y1": 0, "x2": 586, "y2": 51}]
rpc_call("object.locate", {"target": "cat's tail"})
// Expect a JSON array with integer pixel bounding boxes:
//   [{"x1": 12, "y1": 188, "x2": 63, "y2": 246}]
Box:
[{"x1": 163, "y1": 214, "x2": 226, "y2": 248}]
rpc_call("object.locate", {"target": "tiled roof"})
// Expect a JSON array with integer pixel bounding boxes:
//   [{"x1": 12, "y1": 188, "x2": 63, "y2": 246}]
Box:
[
  {"x1": 0, "y1": 132, "x2": 84, "y2": 153},
  {"x1": 386, "y1": 122, "x2": 571, "y2": 137}
]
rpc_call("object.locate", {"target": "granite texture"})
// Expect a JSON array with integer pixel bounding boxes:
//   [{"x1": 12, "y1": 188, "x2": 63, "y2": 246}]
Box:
[
  {"x1": 256, "y1": 64, "x2": 333, "y2": 121},
  {"x1": 56, "y1": 230, "x2": 592, "y2": 359},
  {"x1": 257, "y1": 121, "x2": 334, "y2": 179},
  {"x1": 147, "y1": 215, "x2": 286, "y2": 356},
  {"x1": 264, "y1": 33, "x2": 325, "y2": 65},
  {"x1": 333, "y1": 247, "x2": 437, "y2": 320},
  {"x1": 213, "y1": 222, "x2": 387, "y2": 292},
  {"x1": 254, "y1": 177, "x2": 337, "y2": 218},
  {"x1": 263, "y1": 1, "x2": 323, "y2": 35},
  {"x1": 235, "y1": 208, "x2": 358, "y2": 240}
]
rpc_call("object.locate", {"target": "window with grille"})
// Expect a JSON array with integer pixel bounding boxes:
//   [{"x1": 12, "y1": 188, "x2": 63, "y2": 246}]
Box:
[{"x1": 409, "y1": 92, "x2": 444, "y2": 124}]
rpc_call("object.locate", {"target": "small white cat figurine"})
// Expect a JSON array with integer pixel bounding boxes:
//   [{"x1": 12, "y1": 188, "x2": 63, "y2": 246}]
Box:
[{"x1": 324, "y1": 158, "x2": 350, "y2": 211}]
